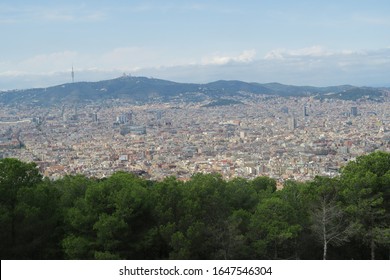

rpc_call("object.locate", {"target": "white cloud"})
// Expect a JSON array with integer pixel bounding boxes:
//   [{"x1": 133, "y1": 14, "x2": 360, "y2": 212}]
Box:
[
  {"x1": 260, "y1": 47, "x2": 390, "y2": 85},
  {"x1": 264, "y1": 46, "x2": 335, "y2": 60},
  {"x1": 236, "y1": 50, "x2": 257, "y2": 62},
  {"x1": 201, "y1": 50, "x2": 256, "y2": 65},
  {"x1": 263, "y1": 46, "x2": 390, "y2": 64},
  {"x1": 144, "y1": 47, "x2": 390, "y2": 86},
  {"x1": 2, "y1": 47, "x2": 390, "y2": 90}
]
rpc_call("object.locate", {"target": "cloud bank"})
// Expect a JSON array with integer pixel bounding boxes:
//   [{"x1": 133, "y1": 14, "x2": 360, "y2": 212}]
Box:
[
  {"x1": 201, "y1": 50, "x2": 257, "y2": 65},
  {"x1": 1, "y1": 46, "x2": 390, "y2": 90}
]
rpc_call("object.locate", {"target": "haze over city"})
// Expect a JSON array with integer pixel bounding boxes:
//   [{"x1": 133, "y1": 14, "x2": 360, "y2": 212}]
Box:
[{"x1": 1, "y1": 0, "x2": 390, "y2": 90}]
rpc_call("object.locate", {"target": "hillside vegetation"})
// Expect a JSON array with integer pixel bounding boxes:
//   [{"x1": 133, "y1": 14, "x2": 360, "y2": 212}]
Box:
[{"x1": 0, "y1": 76, "x2": 387, "y2": 106}]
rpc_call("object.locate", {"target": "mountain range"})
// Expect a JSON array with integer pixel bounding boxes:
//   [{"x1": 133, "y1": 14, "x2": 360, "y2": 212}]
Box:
[{"x1": 0, "y1": 75, "x2": 388, "y2": 106}]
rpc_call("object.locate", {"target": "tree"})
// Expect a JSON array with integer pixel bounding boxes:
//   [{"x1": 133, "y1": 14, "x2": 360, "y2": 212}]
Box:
[
  {"x1": 249, "y1": 196, "x2": 301, "y2": 259},
  {"x1": 251, "y1": 176, "x2": 277, "y2": 193},
  {"x1": 149, "y1": 176, "x2": 186, "y2": 259},
  {"x1": 0, "y1": 158, "x2": 63, "y2": 259},
  {"x1": 53, "y1": 174, "x2": 91, "y2": 209},
  {"x1": 226, "y1": 177, "x2": 258, "y2": 212},
  {"x1": 278, "y1": 180, "x2": 315, "y2": 259},
  {"x1": 221, "y1": 209, "x2": 252, "y2": 259},
  {"x1": 309, "y1": 177, "x2": 353, "y2": 260},
  {"x1": 62, "y1": 172, "x2": 153, "y2": 259},
  {"x1": 170, "y1": 173, "x2": 231, "y2": 259},
  {"x1": 0, "y1": 158, "x2": 42, "y2": 258},
  {"x1": 340, "y1": 152, "x2": 390, "y2": 259}
]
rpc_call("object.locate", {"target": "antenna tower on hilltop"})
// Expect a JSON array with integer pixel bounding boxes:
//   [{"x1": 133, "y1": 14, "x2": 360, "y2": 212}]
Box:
[{"x1": 71, "y1": 65, "x2": 75, "y2": 83}]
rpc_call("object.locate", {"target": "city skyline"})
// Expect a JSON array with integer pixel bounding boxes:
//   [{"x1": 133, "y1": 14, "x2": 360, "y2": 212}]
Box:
[{"x1": 1, "y1": 0, "x2": 390, "y2": 89}]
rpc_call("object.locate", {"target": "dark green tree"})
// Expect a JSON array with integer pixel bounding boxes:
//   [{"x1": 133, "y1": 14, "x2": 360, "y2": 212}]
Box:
[
  {"x1": 62, "y1": 172, "x2": 152, "y2": 259},
  {"x1": 278, "y1": 180, "x2": 316, "y2": 259},
  {"x1": 170, "y1": 173, "x2": 230, "y2": 259},
  {"x1": 251, "y1": 176, "x2": 277, "y2": 193},
  {"x1": 340, "y1": 151, "x2": 390, "y2": 259},
  {"x1": 226, "y1": 177, "x2": 258, "y2": 212},
  {"x1": 149, "y1": 176, "x2": 186, "y2": 259},
  {"x1": 0, "y1": 158, "x2": 62, "y2": 259},
  {"x1": 249, "y1": 195, "x2": 302, "y2": 259}
]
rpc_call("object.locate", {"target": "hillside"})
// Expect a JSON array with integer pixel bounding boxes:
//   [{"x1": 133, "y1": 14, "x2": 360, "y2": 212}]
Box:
[
  {"x1": 0, "y1": 75, "x2": 387, "y2": 106},
  {"x1": 322, "y1": 87, "x2": 385, "y2": 101}
]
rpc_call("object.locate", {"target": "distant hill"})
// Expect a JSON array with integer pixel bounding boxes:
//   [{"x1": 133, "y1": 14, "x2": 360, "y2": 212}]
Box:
[
  {"x1": 0, "y1": 76, "x2": 387, "y2": 106},
  {"x1": 321, "y1": 87, "x2": 385, "y2": 101},
  {"x1": 204, "y1": 80, "x2": 274, "y2": 95},
  {"x1": 262, "y1": 82, "x2": 355, "y2": 96}
]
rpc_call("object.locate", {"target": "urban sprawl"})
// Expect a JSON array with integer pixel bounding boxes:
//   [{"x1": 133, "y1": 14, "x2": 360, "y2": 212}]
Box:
[{"x1": 1, "y1": 96, "x2": 390, "y2": 186}]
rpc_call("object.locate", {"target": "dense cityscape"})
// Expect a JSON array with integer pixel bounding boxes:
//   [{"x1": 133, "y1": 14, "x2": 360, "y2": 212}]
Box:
[{"x1": 1, "y1": 90, "x2": 390, "y2": 185}]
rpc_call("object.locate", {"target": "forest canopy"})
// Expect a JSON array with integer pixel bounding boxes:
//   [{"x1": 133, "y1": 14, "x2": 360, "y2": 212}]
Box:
[{"x1": 0, "y1": 151, "x2": 389, "y2": 260}]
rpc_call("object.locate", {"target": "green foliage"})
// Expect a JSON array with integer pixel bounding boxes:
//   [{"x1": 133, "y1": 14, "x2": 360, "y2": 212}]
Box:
[
  {"x1": 251, "y1": 176, "x2": 277, "y2": 193},
  {"x1": 249, "y1": 196, "x2": 302, "y2": 259},
  {"x1": 62, "y1": 235, "x2": 93, "y2": 259},
  {"x1": 0, "y1": 158, "x2": 42, "y2": 208},
  {"x1": 0, "y1": 152, "x2": 389, "y2": 259},
  {"x1": 226, "y1": 178, "x2": 258, "y2": 211},
  {"x1": 62, "y1": 172, "x2": 152, "y2": 259},
  {"x1": 339, "y1": 152, "x2": 390, "y2": 259},
  {"x1": 0, "y1": 159, "x2": 61, "y2": 259}
]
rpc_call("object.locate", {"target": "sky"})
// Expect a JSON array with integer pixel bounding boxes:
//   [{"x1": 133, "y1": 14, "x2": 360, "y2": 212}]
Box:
[{"x1": 1, "y1": 0, "x2": 390, "y2": 90}]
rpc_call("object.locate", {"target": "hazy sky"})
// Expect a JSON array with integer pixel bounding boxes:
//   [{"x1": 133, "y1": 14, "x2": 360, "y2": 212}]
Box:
[{"x1": 1, "y1": 0, "x2": 390, "y2": 89}]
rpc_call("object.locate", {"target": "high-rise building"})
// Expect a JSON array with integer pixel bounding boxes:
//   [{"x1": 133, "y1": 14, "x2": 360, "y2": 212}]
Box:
[
  {"x1": 61, "y1": 105, "x2": 66, "y2": 122},
  {"x1": 127, "y1": 111, "x2": 133, "y2": 124},
  {"x1": 303, "y1": 105, "x2": 309, "y2": 117},
  {"x1": 351, "y1": 106, "x2": 358, "y2": 116},
  {"x1": 288, "y1": 117, "x2": 297, "y2": 130}
]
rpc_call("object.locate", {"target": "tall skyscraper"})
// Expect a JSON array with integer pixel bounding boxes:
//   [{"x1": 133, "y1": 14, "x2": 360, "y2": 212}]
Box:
[
  {"x1": 288, "y1": 117, "x2": 297, "y2": 130},
  {"x1": 303, "y1": 105, "x2": 309, "y2": 117},
  {"x1": 351, "y1": 106, "x2": 358, "y2": 116},
  {"x1": 127, "y1": 111, "x2": 133, "y2": 125}
]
